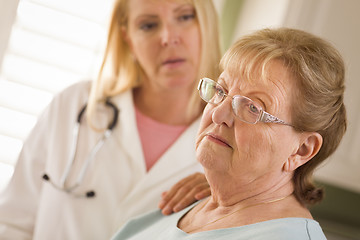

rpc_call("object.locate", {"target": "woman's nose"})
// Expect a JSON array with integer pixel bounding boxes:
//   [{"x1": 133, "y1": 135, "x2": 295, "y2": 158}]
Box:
[
  {"x1": 160, "y1": 24, "x2": 180, "y2": 47},
  {"x1": 211, "y1": 98, "x2": 235, "y2": 127}
]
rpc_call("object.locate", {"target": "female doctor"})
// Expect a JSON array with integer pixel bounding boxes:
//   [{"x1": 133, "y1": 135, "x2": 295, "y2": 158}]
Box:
[{"x1": 0, "y1": 0, "x2": 220, "y2": 239}]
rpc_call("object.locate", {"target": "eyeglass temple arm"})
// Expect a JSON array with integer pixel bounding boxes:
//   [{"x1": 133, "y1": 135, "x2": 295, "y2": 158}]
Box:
[
  {"x1": 259, "y1": 111, "x2": 290, "y2": 125},
  {"x1": 197, "y1": 78, "x2": 204, "y2": 90}
]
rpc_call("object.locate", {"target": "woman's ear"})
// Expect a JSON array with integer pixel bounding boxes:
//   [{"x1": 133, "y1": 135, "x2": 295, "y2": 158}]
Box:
[{"x1": 283, "y1": 132, "x2": 323, "y2": 172}]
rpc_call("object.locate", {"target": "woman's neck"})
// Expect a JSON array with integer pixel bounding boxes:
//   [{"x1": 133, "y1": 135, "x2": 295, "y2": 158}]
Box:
[
  {"x1": 205, "y1": 170, "x2": 295, "y2": 208},
  {"x1": 178, "y1": 170, "x2": 312, "y2": 234},
  {"x1": 179, "y1": 173, "x2": 302, "y2": 234},
  {"x1": 133, "y1": 85, "x2": 195, "y2": 126}
]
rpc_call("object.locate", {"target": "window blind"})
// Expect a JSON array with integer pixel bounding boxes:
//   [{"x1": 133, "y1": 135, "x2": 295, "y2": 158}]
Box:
[{"x1": 0, "y1": 0, "x2": 114, "y2": 190}]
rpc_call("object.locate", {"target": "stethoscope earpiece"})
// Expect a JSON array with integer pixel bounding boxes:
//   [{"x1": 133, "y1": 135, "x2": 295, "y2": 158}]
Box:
[{"x1": 41, "y1": 99, "x2": 118, "y2": 199}]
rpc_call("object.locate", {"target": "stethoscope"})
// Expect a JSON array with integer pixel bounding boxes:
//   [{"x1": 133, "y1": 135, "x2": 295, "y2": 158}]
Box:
[{"x1": 42, "y1": 99, "x2": 119, "y2": 198}]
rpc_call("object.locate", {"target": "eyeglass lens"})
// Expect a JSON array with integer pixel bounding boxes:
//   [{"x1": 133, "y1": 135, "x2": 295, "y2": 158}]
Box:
[{"x1": 199, "y1": 78, "x2": 262, "y2": 124}]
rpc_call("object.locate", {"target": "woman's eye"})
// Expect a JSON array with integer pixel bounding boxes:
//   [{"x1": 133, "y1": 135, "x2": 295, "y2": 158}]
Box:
[
  {"x1": 249, "y1": 104, "x2": 259, "y2": 114},
  {"x1": 139, "y1": 22, "x2": 158, "y2": 31},
  {"x1": 215, "y1": 86, "x2": 225, "y2": 97},
  {"x1": 178, "y1": 13, "x2": 195, "y2": 22}
]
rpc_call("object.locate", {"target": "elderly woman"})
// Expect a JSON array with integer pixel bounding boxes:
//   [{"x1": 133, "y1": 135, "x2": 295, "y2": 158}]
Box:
[{"x1": 111, "y1": 28, "x2": 347, "y2": 239}]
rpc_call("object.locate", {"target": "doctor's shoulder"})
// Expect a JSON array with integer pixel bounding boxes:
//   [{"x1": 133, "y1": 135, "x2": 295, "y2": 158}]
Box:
[
  {"x1": 57, "y1": 80, "x2": 92, "y2": 104},
  {"x1": 32, "y1": 80, "x2": 93, "y2": 130},
  {"x1": 46, "y1": 80, "x2": 92, "y2": 112}
]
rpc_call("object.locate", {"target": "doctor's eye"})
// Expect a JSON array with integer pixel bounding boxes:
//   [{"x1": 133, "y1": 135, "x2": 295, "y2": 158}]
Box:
[
  {"x1": 178, "y1": 13, "x2": 195, "y2": 22},
  {"x1": 139, "y1": 21, "x2": 158, "y2": 31},
  {"x1": 177, "y1": 8, "x2": 196, "y2": 23}
]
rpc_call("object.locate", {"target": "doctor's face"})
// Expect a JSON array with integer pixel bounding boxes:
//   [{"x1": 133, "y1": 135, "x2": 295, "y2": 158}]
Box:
[
  {"x1": 196, "y1": 60, "x2": 301, "y2": 183},
  {"x1": 124, "y1": 0, "x2": 201, "y2": 92}
]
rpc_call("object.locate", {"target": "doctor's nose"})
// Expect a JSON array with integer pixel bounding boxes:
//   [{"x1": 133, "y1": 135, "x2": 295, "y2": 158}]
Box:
[{"x1": 160, "y1": 25, "x2": 180, "y2": 47}]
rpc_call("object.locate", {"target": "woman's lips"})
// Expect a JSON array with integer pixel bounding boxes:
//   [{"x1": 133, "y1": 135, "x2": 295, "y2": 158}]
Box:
[
  {"x1": 162, "y1": 58, "x2": 185, "y2": 68},
  {"x1": 205, "y1": 133, "x2": 232, "y2": 148}
]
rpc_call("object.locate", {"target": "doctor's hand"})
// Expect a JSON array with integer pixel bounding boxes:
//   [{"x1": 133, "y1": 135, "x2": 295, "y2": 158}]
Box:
[{"x1": 158, "y1": 172, "x2": 210, "y2": 215}]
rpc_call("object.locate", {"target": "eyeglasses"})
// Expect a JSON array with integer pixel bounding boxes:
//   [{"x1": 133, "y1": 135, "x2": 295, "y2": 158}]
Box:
[{"x1": 197, "y1": 78, "x2": 294, "y2": 127}]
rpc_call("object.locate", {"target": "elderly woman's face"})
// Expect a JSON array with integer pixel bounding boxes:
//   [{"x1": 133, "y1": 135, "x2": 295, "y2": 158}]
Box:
[{"x1": 196, "y1": 60, "x2": 301, "y2": 182}]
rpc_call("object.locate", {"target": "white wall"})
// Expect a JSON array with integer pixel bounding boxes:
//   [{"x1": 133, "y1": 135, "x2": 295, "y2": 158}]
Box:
[
  {"x1": 231, "y1": 0, "x2": 290, "y2": 43},
  {"x1": 0, "y1": 0, "x2": 20, "y2": 67},
  {"x1": 283, "y1": 0, "x2": 360, "y2": 193}
]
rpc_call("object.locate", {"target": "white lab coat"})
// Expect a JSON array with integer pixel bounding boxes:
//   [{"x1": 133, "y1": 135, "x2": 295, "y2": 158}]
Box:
[{"x1": 0, "y1": 81, "x2": 203, "y2": 240}]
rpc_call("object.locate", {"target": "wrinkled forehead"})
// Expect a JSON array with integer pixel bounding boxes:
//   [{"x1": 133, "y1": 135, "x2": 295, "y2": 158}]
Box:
[
  {"x1": 219, "y1": 45, "x2": 297, "y2": 111},
  {"x1": 220, "y1": 43, "x2": 285, "y2": 86}
]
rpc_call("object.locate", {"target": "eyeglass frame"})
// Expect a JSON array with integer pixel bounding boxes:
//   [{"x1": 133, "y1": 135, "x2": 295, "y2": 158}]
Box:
[{"x1": 197, "y1": 78, "x2": 294, "y2": 127}]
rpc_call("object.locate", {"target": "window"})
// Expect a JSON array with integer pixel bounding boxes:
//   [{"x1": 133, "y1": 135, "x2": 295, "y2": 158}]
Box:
[{"x1": 0, "y1": 0, "x2": 114, "y2": 190}]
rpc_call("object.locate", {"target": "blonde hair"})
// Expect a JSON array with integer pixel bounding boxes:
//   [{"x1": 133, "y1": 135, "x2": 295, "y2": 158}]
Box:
[
  {"x1": 221, "y1": 28, "x2": 347, "y2": 206},
  {"x1": 87, "y1": 0, "x2": 221, "y2": 124}
]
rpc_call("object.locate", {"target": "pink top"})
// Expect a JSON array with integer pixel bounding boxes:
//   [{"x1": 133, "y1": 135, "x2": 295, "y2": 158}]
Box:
[{"x1": 135, "y1": 107, "x2": 187, "y2": 171}]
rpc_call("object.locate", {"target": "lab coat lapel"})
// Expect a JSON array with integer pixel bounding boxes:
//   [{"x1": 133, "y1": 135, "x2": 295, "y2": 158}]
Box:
[{"x1": 111, "y1": 90, "x2": 146, "y2": 175}]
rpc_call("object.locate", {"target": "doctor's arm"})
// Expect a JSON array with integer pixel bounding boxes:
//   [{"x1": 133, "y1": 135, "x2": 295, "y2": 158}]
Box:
[
  {"x1": 158, "y1": 172, "x2": 210, "y2": 215},
  {"x1": 0, "y1": 106, "x2": 52, "y2": 239}
]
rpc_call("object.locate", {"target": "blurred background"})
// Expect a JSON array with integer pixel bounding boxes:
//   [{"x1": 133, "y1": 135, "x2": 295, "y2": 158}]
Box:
[{"x1": 0, "y1": 0, "x2": 359, "y2": 239}]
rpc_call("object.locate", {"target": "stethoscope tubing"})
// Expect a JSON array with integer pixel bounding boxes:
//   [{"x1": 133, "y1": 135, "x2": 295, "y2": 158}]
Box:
[{"x1": 42, "y1": 99, "x2": 119, "y2": 198}]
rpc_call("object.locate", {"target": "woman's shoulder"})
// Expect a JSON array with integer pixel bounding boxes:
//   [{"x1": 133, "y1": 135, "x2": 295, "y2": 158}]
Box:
[
  {"x1": 36, "y1": 80, "x2": 93, "y2": 124},
  {"x1": 111, "y1": 202, "x2": 199, "y2": 240},
  {"x1": 239, "y1": 218, "x2": 327, "y2": 240},
  {"x1": 47, "y1": 80, "x2": 92, "y2": 111},
  {"x1": 192, "y1": 218, "x2": 327, "y2": 240}
]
